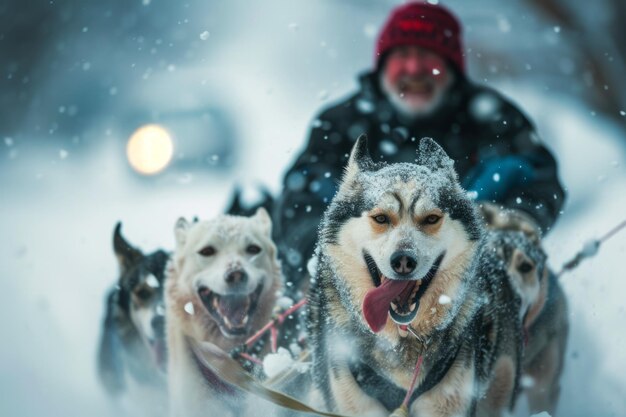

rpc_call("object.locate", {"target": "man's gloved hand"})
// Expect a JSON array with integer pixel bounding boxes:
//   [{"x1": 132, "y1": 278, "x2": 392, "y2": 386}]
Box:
[
  {"x1": 463, "y1": 155, "x2": 535, "y2": 202},
  {"x1": 479, "y1": 202, "x2": 542, "y2": 243}
]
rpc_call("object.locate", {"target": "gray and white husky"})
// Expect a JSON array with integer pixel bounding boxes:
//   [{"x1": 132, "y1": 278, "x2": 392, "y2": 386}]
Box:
[
  {"x1": 98, "y1": 223, "x2": 169, "y2": 396},
  {"x1": 308, "y1": 136, "x2": 532, "y2": 417}
]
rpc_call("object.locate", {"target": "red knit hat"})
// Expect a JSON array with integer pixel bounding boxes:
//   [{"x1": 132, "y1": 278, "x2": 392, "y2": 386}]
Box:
[{"x1": 375, "y1": 2, "x2": 465, "y2": 74}]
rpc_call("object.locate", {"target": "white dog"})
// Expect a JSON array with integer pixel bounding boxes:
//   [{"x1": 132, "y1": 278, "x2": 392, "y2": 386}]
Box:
[{"x1": 165, "y1": 208, "x2": 282, "y2": 417}]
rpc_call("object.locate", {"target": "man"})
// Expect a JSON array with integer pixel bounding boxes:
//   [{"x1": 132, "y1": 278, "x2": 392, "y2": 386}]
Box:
[{"x1": 274, "y1": 2, "x2": 565, "y2": 285}]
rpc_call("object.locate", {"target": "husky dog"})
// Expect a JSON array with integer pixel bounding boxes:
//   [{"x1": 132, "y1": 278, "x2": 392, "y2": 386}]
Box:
[
  {"x1": 308, "y1": 136, "x2": 498, "y2": 416},
  {"x1": 165, "y1": 209, "x2": 282, "y2": 417},
  {"x1": 497, "y1": 234, "x2": 568, "y2": 416},
  {"x1": 474, "y1": 231, "x2": 532, "y2": 416},
  {"x1": 478, "y1": 230, "x2": 567, "y2": 416},
  {"x1": 486, "y1": 231, "x2": 548, "y2": 332},
  {"x1": 97, "y1": 223, "x2": 169, "y2": 397},
  {"x1": 522, "y1": 271, "x2": 568, "y2": 416}
]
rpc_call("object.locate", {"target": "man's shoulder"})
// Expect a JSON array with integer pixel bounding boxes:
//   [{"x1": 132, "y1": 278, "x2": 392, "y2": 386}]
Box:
[
  {"x1": 459, "y1": 79, "x2": 533, "y2": 130},
  {"x1": 315, "y1": 94, "x2": 359, "y2": 121},
  {"x1": 314, "y1": 71, "x2": 380, "y2": 121}
]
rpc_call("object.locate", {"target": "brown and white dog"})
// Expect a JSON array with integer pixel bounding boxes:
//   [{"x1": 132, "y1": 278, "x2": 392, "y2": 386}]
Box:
[
  {"x1": 165, "y1": 209, "x2": 282, "y2": 417},
  {"x1": 498, "y1": 232, "x2": 568, "y2": 416},
  {"x1": 477, "y1": 230, "x2": 568, "y2": 416}
]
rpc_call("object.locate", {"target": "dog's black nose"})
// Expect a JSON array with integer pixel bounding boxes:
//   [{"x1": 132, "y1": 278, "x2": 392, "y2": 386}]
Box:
[
  {"x1": 225, "y1": 270, "x2": 248, "y2": 285},
  {"x1": 390, "y1": 251, "x2": 417, "y2": 276}
]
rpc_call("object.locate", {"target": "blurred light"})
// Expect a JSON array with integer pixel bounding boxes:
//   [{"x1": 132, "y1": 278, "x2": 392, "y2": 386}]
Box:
[{"x1": 126, "y1": 124, "x2": 174, "y2": 175}]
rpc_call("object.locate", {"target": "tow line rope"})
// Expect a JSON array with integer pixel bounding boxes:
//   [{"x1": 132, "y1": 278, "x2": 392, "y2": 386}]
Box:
[
  {"x1": 190, "y1": 337, "x2": 350, "y2": 417},
  {"x1": 556, "y1": 218, "x2": 626, "y2": 278}
]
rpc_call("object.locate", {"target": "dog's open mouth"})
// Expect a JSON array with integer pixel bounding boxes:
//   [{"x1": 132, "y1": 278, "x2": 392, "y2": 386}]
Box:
[
  {"x1": 197, "y1": 283, "x2": 263, "y2": 337},
  {"x1": 362, "y1": 252, "x2": 444, "y2": 333}
]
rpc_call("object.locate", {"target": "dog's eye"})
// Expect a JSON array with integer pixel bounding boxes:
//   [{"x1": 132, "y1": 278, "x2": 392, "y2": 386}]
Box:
[
  {"x1": 135, "y1": 288, "x2": 152, "y2": 301},
  {"x1": 246, "y1": 244, "x2": 262, "y2": 255},
  {"x1": 372, "y1": 214, "x2": 389, "y2": 224},
  {"x1": 423, "y1": 214, "x2": 441, "y2": 225},
  {"x1": 518, "y1": 261, "x2": 534, "y2": 274},
  {"x1": 198, "y1": 246, "x2": 216, "y2": 257}
]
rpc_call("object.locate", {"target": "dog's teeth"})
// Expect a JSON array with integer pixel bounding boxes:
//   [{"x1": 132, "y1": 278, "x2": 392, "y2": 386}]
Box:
[
  {"x1": 223, "y1": 315, "x2": 232, "y2": 328},
  {"x1": 409, "y1": 302, "x2": 417, "y2": 312},
  {"x1": 390, "y1": 302, "x2": 399, "y2": 312},
  {"x1": 243, "y1": 315, "x2": 249, "y2": 325}
]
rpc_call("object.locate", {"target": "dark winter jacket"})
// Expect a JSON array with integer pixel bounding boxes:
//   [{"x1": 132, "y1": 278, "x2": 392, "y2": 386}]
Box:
[{"x1": 274, "y1": 71, "x2": 565, "y2": 284}]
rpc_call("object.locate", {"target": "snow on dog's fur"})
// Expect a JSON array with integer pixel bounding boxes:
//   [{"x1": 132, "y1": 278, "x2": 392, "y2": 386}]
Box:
[
  {"x1": 308, "y1": 136, "x2": 490, "y2": 416},
  {"x1": 307, "y1": 135, "x2": 550, "y2": 417},
  {"x1": 165, "y1": 208, "x2": 281, "y2": 417}
]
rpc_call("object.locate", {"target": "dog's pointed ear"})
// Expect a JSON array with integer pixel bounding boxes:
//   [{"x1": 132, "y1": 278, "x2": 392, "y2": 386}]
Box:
[
  {"x1": 340, "y1": 135, "x2": 374, "y2": 193},
  {"x1": 225, "y1": 186, "x2": 243, "y2": 215},
  {"x1": 174, "y1": 217, "x2": 190, "y2": 248},
  {"x1": 253, "y1": 207, "x2": 273, "y2": 236},
  {"x1": 348, "y1": 134, "x2": 374, "y2": 171},
  {"x1": 113, "y1": 222, "x2": 143, "y2": 275},
  {"x1": 416, "y1": 137, "x2": 456, "y2": 180}
]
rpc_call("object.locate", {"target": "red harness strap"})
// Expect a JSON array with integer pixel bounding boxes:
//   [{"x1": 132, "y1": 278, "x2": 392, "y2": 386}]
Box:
[{"x1": 231, "y1": 298, "x2": 307, "y2": 366}]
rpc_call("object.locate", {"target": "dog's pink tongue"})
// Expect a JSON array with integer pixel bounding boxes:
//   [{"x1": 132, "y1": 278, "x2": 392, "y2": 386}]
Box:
[{"x1": 363, "y1": 279, "x2": 411, "y2": 333}]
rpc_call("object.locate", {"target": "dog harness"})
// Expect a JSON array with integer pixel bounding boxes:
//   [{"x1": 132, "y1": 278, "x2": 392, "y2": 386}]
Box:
[
  {"x1": 348, "y1": 341, "x2": 462, "y2": 412},
  {"x1": 191, "y1": 346, "x2": 239, "y2": 397}
]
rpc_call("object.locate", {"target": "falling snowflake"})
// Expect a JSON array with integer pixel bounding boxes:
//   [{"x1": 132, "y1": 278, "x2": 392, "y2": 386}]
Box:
[
  {"x1": 184, "y1": 302, "x2": 195, "y2": 315},
  {"x1": 521, "y1": 374, "x2": 536, "y2": 388},
  {"x1": 438, "y1": 295, "x2": 452, "y2": 305},
  {"x1": 363, "y1": 24, "x2": 377, "y2": 38},
  {"x1": 146, "y1": 274, "x2": 160, "y2": 288},
  {"x1": 356, "y1": 98, "x2": 375, "y2": 114}
]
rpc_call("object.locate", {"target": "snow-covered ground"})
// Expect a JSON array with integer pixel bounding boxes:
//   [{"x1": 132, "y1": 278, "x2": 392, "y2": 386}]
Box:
[{"x1": 1, "y1": 1, "x2": 625, "y2": 416}]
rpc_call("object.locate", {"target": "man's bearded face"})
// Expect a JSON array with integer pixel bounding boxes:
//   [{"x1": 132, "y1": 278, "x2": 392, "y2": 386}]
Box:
[{"x1": 380, "y1": 46, "x2": 454, "y2": 118}]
